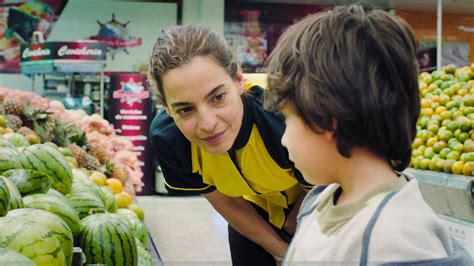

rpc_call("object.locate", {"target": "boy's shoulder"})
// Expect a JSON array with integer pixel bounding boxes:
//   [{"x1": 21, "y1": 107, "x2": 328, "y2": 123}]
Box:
[{"x1": 368, "y1": 179, "x2": 455, "y2": 260}]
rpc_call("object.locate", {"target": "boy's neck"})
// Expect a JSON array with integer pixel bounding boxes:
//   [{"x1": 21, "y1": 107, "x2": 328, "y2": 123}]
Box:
[{"x1": 334, "y1": 147, "x2": 398, "y2": 206}]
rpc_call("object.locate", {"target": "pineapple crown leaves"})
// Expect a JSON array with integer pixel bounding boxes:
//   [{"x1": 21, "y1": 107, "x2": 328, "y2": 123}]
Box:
[
  {"x1": 23, "y1": 107, "x2": 54, "y2": 142},
  {"x1": 66, "y1": 124, "x2": 89, "y2": 148},
  {"x1": 51, "y1": 121, "x2": 70, "y2": 147}
]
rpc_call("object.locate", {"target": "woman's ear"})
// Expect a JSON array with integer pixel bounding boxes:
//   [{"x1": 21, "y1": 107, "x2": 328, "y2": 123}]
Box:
[{"x1": 235, "y1": 68, "x2": 245, "y2": 90}]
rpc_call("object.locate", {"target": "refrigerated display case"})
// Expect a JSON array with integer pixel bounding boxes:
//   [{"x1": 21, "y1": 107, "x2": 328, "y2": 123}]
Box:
[{"x1": 20, "y1": 41, "x2": 107, "y2": 116}]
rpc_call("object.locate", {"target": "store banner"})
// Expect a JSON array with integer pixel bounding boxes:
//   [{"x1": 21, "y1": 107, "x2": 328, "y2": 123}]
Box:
[
  {"x1": 20, "y1": 41, "x2": 106, "y2": 63},
  {"x1": 107, "y1": 73, "x2": 155, "y2": 195},
  {"x1": 0, "y1": 0, "x2": 67, "y2": 73}
]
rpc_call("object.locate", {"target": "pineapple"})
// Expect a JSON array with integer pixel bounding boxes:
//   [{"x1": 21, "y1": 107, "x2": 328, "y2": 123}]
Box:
[
  {"x1": 90, "y1": 143, "x2": 110, "y2": 164},
  {"x1": 105, "y1": 162, "x2": 130, "y2": 184},
  {"x1": 24, "y1": 108, "x2": 53, "y2": 143},
  {"x1": 18, "y1": 126, "x2": 41, "y2": 144},
  {"x1": 112, "y1": 166, "x2": 130, "y2": 184},
  {"x1": 69, "y1": 143, "x2": 100, "y2": 170},
  {"x1": 67, "y1": 124, "x2": 88, "y2": 147},
  {"x1": 17, "y1": 126, "x2": 36, "y2": 136},
  {"x1": 5, "y1": 114, "x2": 23, "y2": 130},
  {"x1": 3, "y1": 98, "x2": 24, "y2": 116},
  {"x1": 51, "y1": 121, "x2": 70, "y2": 147}
]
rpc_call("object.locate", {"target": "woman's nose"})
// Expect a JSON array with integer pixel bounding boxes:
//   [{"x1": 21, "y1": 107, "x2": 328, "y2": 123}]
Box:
[{"x1": 197, "y1": 109, "x2": 217, "y2": 132}]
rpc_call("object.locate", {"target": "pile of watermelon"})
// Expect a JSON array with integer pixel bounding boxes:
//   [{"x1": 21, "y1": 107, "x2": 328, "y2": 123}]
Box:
[{"x1": 0, "y1": 89, "x2": 154, "y2": 265}]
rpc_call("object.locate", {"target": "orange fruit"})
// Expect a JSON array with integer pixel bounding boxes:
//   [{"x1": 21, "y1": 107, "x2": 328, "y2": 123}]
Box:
[
  {"x1": 115, "y1": 193, "x2": 130, "y2": 208},
  {"x1": 118, "y1": 191, "x2": 132, "y2": 205},
  {"x1": 89, "y1": 171, "x2": 107, "y2": 186},
  {"x1": 106, "y1": 178, "x2": 123, "y2": 194},
  {"x1": 451, "y1": 161, "x2": 464, "y2": 175},
  {"x1": 462, "y1": 162, "x2": 474, "y2": 176}
]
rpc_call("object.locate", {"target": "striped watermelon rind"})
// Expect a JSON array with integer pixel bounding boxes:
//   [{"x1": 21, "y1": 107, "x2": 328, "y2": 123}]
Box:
[
  {"x1": 47, "y1": 188, "x2": 70, "y2": 202},
  {"x1": 0, "y1": 147, "x2": 21, "y2": 172},
  {"x1": 0, "y1": 176, "x2": 23, "y2": 210},
  {"x1": 101, "y1": 186, "x2": 118, "y2": 213},
  {"x1": 2, "y1": 133, "x2": 30, "y2": 148},
  {"x1": 7, "y1": 208, "x2": 74, "y2": 266},
  {"x1": 18, "y1": 144, "x2": 73, "y2": 194},
  {"x1": 66, "y1": 191, "x2": 106, "y2": 219},
  {"x1": 80, "y1": 213, "x2": 137, "y2": 266},
  {"x1": 22, "y1": 193, "x2": 80, "y2": 237},
  {"x1": 117, "y1": 210, "x2": 148, "y2": 247},
  {"x1": 0, "y1": 217, "x2": 65, "y2": 266},
  {"x1": 2, "y1": 169, "x2": 53, "y2": 196},
  {"x1": 0, "y1": 178, "x2": 10, "y2": 216},
  {"x1": 0, "y1": 138, "x2": 15, "y2": 148},
  {"x1": 71, "y1": 179, "x2": 106, "y2": 206},
  {"x1": 0, "y1": 247, "x2": 35, "y2": 265},
  {"x1": 136, "y1": 238, "x2": 154, "y2": 266}
]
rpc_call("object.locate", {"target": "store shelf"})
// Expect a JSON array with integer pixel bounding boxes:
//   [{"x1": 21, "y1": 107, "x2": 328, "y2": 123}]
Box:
[{"x1": 405, "y1": 168, "x2": 474, "y2": 223}]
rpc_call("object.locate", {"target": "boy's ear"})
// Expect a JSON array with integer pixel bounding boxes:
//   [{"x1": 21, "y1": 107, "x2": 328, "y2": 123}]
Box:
[
  {"x1": 325, "y1": 119, "x2": 338, "y2": 141},
  {"x1": 324, "y1": 130, "x2": 335, "y2": 141}
]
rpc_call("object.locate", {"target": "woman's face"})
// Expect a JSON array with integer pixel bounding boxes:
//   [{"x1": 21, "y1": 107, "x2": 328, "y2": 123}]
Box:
[{"x1": 162, "y1": 56, "x2": 244, "y2": 154}]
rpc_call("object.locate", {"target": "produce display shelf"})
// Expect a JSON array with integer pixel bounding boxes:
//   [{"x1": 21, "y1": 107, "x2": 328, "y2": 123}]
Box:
[{"x1": 405, "y1": 168, "x2": 474, "y2": 222}]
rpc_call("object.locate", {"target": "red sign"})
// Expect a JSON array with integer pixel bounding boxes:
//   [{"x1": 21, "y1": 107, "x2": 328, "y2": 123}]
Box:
[
  {"x1": 107, "y1": 73, "x2": 156, "y2": 195},
  {"x1": 20, "y1": 41, "x2": 107, "y2": 63}
]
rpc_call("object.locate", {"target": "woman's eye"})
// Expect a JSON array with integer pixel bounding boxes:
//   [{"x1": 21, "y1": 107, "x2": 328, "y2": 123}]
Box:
[
  {"x1": 176, "y1": 107, "x2": 194, "y2": 116},
  {"x1": 212, "y1": 93, "x2": 226, "y2": 103}
]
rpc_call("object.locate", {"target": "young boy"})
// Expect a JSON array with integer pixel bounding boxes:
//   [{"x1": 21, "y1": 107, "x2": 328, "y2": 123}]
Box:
[{"x1": 264, "y1": 5, "x2": 472, "y2": 265}]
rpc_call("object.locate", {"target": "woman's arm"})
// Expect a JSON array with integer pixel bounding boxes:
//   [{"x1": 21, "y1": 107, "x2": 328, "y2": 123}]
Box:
[
  {"x1": 203, "y1": 190, "x2": 288, "y2": 261},
  {"x1": 283, "y1": 189, "x2": 307, "y2": 236}
]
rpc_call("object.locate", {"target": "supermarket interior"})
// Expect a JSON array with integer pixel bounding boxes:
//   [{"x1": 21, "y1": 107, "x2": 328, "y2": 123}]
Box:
[{"x1": 0, "y1": 0, "x2": 473, "y2": 265}]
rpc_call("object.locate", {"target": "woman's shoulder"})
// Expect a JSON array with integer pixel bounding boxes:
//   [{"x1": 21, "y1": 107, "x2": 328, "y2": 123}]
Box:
[
  {"x1": 149, "y1": 109, "x2": 191, "y2": 164},
  {"x1": 150, "y1": 109, "x2": 184, "y2": 142}
]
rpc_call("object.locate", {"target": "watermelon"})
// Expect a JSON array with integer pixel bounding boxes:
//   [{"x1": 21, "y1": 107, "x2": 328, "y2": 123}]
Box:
[
  {"x1": 0, "y1": 177, "x2": 10, "y2": 216},
  {"x1": 66, "y1": 191, "x2": 106, "y2": 219},
  {"x1": 58, "y1": 147, "x2": 73, "y2": 157},
  {"x1": 0, "y1": 217, "x2": 65, "y2": 266},
  {"x1": 2, "y1": 133, "x2": 30, "y2": 148},
  {"x1": 136, "y1": 238, "x2": 153, "y2": 266},
  {"x1": 18, "y1": 144, "x2": 73, "y2": 194},
  {"x1": 0, "y1": 147, "x2": 21, "y2": 172},
  {"x1": 7, "y1": 208, "x2": 74, "y2": 266},
  {"x1": 22, "y1": 193, "x2": 80, "y2": 237},
  {"x1": 80, "y1": 213, "x2": 137, "y2": 266},
  {"x1": 71, "y1": 179, "x2": 106, "y2": 206},
  {"x1": 0, "y1": 248, "x2": 35, "y2": 265},
  {"x1": 47, "y1": 188, "x2": 70, "y2": 202},
  {"x1": 2, "y1": 169, "x2": 52, "y2": 196},
  {"x1": 101, "y1": 186, "x2": 118, "y2": 213},
  {"x1": 0, "y1": 138, "x2": 15, "y2": 148},
  {"x1": 0, "y1": 176, "x2": 23, "y2": 210},
  {"x1": 72, "y1": 168, "x2": 89, "y2": 181},
  {"x1": 117, "y1": 209, "x2": 148, "y2": 247}
]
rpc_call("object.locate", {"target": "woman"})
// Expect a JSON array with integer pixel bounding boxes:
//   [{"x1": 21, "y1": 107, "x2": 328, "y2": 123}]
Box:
[{"x1": 148, "y1": 24, "x2": 311, "y2": 266}]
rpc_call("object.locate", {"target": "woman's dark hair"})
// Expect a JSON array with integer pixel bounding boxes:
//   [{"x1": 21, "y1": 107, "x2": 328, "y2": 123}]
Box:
[
  {"x1": 148, "y1": 24, "x2": 239, "y2": 105},
  {"x1": 265, "y1": 5, "x2": 420, "y2": 171}
]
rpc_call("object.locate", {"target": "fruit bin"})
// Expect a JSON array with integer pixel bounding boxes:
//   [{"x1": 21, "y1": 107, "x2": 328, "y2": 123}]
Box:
[
  {"x1": 405, "y1": 168, "x2": 474, "y2": 222},
  {"x1": 405, "y1": 168, "x2": 474, "y2": 256}
]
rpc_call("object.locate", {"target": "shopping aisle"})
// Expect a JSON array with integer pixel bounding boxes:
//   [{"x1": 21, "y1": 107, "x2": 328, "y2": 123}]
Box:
[{"x1": 137, "y1": 196, "x2": 232, "y2": 265}]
